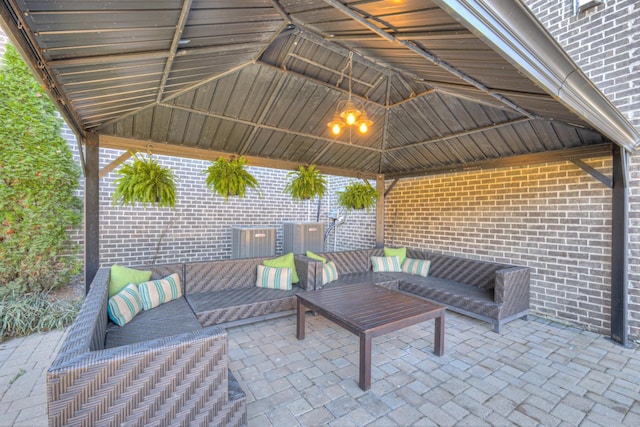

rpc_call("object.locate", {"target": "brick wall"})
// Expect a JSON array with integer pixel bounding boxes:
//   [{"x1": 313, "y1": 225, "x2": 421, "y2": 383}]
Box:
[
  {"x1": 524, "y1": 0, "x2": 640, "y2": 128},
  {"x1": 384, "y1": 158, "x2": 623, "y2": 336},
  {"x1": 522, "y1": 0, "x2": 640, "y2": 341},
  {"x1": 66, "y1": 147, "x2": 376, "y2": 267}
]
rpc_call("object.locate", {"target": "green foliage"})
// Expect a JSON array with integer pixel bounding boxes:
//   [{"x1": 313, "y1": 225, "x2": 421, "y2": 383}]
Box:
[
  {"x1": 0, "y1": 292, "x2": 82, "y2": 341},
  {"x1": 0, "y1": 45, "x2": 82, "y2": 297},
  {"x1": 284, "y1": 164, "x2": 327, "y2": 201},
  {"x1": 337, "y1": 180, "x2": 378, "y2": 211},
  {"x1": 112, "y1": 152, "x2": 177, "y2": 208},
  {"x1": 204, "y1": 156, "x2": 260, "y2": 200}
]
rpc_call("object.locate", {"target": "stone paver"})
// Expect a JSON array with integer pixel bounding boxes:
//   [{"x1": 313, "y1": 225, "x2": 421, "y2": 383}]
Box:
[{"x1": 1, "y1": 313, "x2": 639, "y2": 426}]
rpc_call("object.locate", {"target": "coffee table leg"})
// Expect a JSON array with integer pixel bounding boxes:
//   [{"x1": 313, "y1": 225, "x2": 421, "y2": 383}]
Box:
[
  {"x1": 434, "y1": 311, "x2": 445, "y2": 356},
  {"x1": 359, "y1": 333, "x2": 371, "y2": 391},
  {"x1": 296, "y1": 299, "x2": 305, "y2": 340}
]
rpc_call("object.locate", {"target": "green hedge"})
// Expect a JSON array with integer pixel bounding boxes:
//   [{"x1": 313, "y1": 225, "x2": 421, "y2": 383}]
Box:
[{"x1": 0, "y1": 45, "x2": 82, "y2": 297}]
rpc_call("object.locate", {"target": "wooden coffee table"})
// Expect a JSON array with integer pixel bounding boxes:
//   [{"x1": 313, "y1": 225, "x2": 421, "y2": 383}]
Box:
[{"x1": 296, "y1": 283, "x2": 445, "y2": 390}]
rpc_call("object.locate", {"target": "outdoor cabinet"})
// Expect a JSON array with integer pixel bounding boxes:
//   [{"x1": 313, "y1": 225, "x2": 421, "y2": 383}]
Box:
[
  {"x1": 231, "y1": 226, "x2": 276, "y2": 259},
  {"x1": 283, "y1": 221, "x2": 325, "y2": 254}
]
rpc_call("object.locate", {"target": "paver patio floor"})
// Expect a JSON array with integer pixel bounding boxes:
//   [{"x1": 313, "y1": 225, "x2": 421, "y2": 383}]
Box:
[{"x1": 1, "y1": 311, "x2": 639, "y2": 426}]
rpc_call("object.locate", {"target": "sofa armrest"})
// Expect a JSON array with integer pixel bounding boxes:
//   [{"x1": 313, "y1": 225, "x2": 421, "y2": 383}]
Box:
[
  {"x1": 494, "y1": 266, "x2": 530, "y2": 310},
  {"x1": 294, "y1": 255, "x2": 322, "y2": 290},
  {"x1": 48, "y1": 326, "x2": 229, "y2": 426}
]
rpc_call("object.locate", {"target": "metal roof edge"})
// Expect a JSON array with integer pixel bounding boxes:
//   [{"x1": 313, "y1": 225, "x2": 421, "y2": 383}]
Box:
[{"x1": 432, "y1": 0, "x2": 639, "y2": 152}]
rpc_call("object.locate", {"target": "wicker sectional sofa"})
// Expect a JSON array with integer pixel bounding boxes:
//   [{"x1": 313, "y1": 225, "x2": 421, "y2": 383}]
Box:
[
  {"x1": 47, "y1": 256, "x2": 316, "y2": 427},
  {"x1": 302, "y1": 248, "x2": 530, "y2": 333}
]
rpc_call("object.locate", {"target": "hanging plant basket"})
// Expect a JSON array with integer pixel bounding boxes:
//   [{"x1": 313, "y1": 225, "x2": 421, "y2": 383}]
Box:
[
  {"x1": 284, "y1": 164, "x2": 327, "y2": 201},
  {"x1": 204, "y1": 156, "x2": 260, "y2": 200},
  {"x1": 337, "y1": 180, "x2": 377, "y2": 211},
  {"x1": 112, "y1": 152, "x2": 177, "y2": 208}
]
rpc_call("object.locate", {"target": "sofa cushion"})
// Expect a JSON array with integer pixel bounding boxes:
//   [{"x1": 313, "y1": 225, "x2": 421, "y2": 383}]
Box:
[
  {"x1": 109, "y1": 264, "x2": 152, "y2": 297},
  {"x1": 322, "y1": 261, "x2": 339, "y2": 285},
  {"x1": 402, "y1": 258, "x2": 431, "y2": 277},
  {"x1": 398, "y1": 276, "x2": 499, "y2": 319},
  {"x1": 384, "y1": 247, "x2": 407, "y2": 264},
  {"x1": 256, "y1": 265, "x2": 292, "y2": 290},
  {"x1": 105, "y1": 297, "x2": 201, "y2": 348},
  {"x1": 371, "y1": 256, "x2": 402, "y2": 272},
  {"x1": 138, "y1": 273, "x2": 182, "y2": 310},
  {"x1": 186, "y1": 285, "x2": 303, "y2": 326},
  {"x1": 319, "y1": 271, "x2": 398, "y2": 289},
  {"x1": 107, "y1": 283, "x2": 143, "y2": 326},
  {"x1": 264, "y1": 252, "x2": 299, "y2": 283}
]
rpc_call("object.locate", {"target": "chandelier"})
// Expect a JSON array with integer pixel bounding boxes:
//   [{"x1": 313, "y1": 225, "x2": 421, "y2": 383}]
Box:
[{"x1": 327, "y1": 52, "x2": 373, "y2": 137}]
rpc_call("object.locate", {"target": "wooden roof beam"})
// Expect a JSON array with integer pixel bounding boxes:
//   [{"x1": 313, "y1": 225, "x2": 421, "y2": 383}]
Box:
[{"x1": 98, "y1": 134, "x2": 377, "y2": 179}]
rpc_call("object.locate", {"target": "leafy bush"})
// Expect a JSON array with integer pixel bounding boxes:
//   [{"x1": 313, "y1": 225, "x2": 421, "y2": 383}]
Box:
[
  {"x1": 0, "y1": 292, "x2": 82, "y2": 341},
  {"x1": 0, "y1": 45, "x2": 82, "y2": 297}
]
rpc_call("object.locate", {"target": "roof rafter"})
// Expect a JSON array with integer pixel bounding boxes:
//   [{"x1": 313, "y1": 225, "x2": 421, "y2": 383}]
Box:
[
  {"x1": 387, "y1": 117, "x2": 532, "y2": 153},
  {"x1": 159, "y1": 102, "x2": 383, "y2": 153},
  {"x1": 321, "y1": 0, "x2": 541, "y2": 120}
]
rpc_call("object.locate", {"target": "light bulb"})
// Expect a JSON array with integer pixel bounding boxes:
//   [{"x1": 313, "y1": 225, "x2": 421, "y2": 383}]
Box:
[
  {"x1": 332, "y1": 124, "x2": 342, "y2": 135},
  {"x1": 359, "y1": 122, "x2": 368, "y2": 134},
  {"x1": 346, "y1": 112, "x2": 357, "y2": 125}
]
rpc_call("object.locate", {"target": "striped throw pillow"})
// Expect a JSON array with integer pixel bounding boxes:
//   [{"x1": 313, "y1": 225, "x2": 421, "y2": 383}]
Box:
[
  {"x1": 402, "y1": 258, "x2": 431, "y2": 277},
  {"x1": 371, "y1": 256, "x2": 402, "y2": 272},
  {"x1": 138, "y1": 273, "x2": 183, "y2": 310},
  {"x1": 107, "y1": 283, "x2": 143, "y2": 326},
  {"x1": 322, "y1": 261, "x2": 339, "y2": 285},
  {"x1": 256, "y1": 265, "x2": 292, "y2": 290}
]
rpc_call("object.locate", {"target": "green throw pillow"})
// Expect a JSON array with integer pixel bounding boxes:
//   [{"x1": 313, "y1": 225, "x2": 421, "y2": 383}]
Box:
[
  {"x1": 306, "y1": 251, "x2": 327, "y2": 263},
  {"x1": 264, "y1": 252, "x2": 299, "y2": 283},
  {"x1": 384, "y1": 247, "x2": 406, "y2": 264},
  {"x1": 109, "y1": 264, "x2": 152, "y2": 297}
]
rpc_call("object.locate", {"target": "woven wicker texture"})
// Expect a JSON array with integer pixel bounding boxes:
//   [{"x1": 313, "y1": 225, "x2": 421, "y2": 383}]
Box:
[
  {"x1": 318, "y1": 271, "x2": 398, "y2": 290},
  {"x1": 414, "y1": 252, "x2": 505, "y2": 290},
  {"x1": 321, "y1": 250, "x2": 370, "y2": 275},
  {"x1": 48, "y1": 267, "x2": 247, "y2": 426},
  {"x1": 294, "y1": 256, "x2": 317, "y2": 290},
  {"x1": 188, "y1": 287, "x2": 300, "y2": 327},
  {"x1": 495, "y1": 267, "x2": 531, "y2": 318},
  {"x1": 186, "y1": 258, "x2": 269, "y2": 293}
]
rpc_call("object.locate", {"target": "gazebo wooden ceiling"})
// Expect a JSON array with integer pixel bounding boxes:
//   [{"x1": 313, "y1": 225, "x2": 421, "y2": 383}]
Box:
[{"x1": 1, "y1": 0, "x2": 638, "y2": 179}]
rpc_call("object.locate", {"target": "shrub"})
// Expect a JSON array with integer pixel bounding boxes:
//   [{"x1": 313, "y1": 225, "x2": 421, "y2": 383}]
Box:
[
  {"x1": 0, "y1": 45, "x2": 82, "y2": 297},
  {"x1": 0, "y1": 292, "x2": 82, "y2": 341}
]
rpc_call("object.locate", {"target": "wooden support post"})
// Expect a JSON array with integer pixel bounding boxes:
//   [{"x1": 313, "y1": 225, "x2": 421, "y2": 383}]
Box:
[
  {"x1": 376, "y1": 174, "x2": 385, "y2": 248},
  {"x1": 611, "y1": 145, "x2": 630, "y2": 347},
  {"x1": 84, "y1": 133, "x2": 100, "y2": 294}
]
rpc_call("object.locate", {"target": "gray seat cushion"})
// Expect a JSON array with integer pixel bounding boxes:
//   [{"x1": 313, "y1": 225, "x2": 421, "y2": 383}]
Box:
[
  {"x1": 397, "y1": 275, "x2": 500, "y2": 319},
  {"x1": 186, "y1": 285, "x2": 304, "y2": 326},
  {"x1": 105, "y1": 297, "x2": 201, "y2": 348},
  {"x1": 321, "y1": 271, "x2": 398, "y2": 289}
]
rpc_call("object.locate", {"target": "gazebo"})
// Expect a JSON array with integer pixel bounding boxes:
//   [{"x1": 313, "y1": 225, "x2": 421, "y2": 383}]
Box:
[{"x1": 1, "y1": 0, "x2": 638, "y2": 346}]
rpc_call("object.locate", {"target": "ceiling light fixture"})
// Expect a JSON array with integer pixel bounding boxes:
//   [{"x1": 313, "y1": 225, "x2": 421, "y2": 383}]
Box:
[{"x1": 328, "y1": 52, "x2": 373, "y2": 137}]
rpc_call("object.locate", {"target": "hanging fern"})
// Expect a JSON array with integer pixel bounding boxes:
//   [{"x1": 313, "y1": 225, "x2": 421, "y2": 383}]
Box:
[
  {"x1": 284, "y1": 164, "x2": 327, "y2": 201},
  {"x1": 204, "y1": 156, "x2": 260, "y2": 200},
  {"x1": 337, "y1": 180, "x2": 377, "y2": 211},
  {"x1": 112, "y1": 152, "x2": 177, "y2": 208}
]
